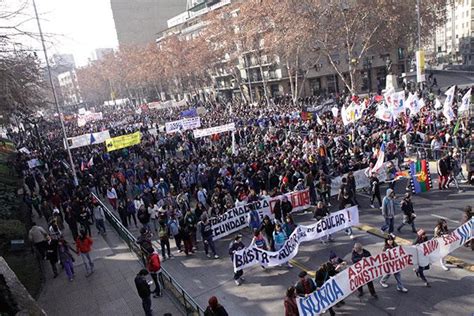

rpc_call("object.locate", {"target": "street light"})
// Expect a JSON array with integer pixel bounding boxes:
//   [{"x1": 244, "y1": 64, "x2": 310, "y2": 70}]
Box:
[{"x1": 32, "y1": 0, "x2": 78, "y2": 186}]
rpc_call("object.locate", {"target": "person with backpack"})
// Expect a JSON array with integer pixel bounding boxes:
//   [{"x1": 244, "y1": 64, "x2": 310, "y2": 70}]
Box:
[
  {"x1": 168, "y1": 213, "x2": 182, "y2": 253},
  {"x1": 146, "y1": 249, "x2": 163, "y2": 297},
  {"x1": 137, "y1": 227, "x2": 154, "y2": 256},
  {"x1": 58, "y1": 237, "x2": 76, "y2": 282},
  {"x1": 397, "y1": 193, "x2": 417, "y2": 233},
  {"x1": 228, "y1": 234, "x2": 245, "y2": 285}
]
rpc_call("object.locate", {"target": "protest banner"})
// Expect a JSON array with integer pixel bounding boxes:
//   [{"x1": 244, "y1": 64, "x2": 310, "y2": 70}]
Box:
[
  {"x1": 193, "y1": 123, "x2": 236, "y2": 138},
  {"x1": 330, "y1": 159, "x2": 398, "y2": 196},
  {"x1": 165, "y1": 117, "x2": 201, "y2": 134},
  {"x1": 297, "y1": 219, "x2": 473, "y2": 316},
  {"x1": 27, "y1": 158, "x2": 42, "y2": 169},
  {"x1": 66, "y1": 131, "x2": 111, "y2": 149},
  {"x1": 233, "y1": 206, "x2": 359, "y2": 271},
  {"x1": 77, "y1": 112, "x2": 103, "y2": 127},
  {"x1": 211, "y1": 189, "x2": 310, "y2": 241},
  {"x1": 18, "y1": 147, "x2": 31, "y2": 154},
  {"x1": 105, "y1": 131, "x2": 141, "y2": 152}
]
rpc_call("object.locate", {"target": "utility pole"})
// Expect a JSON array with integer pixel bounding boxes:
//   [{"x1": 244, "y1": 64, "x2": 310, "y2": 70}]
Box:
[
  {"x1": 417, "y1": 0, "x2": 421, "y2": 50},
  {"x1": 32, "y1": 0, "x2": 78, "y2": 186}
]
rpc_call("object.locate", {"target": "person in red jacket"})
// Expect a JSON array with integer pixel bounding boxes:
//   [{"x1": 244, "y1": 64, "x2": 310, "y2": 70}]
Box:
[
  {"x1": 76, "y1": 230, "x2": 94, "y2": 276},
  {"x1": 146, "y1": 250, "x2": 163, "y2": 297}
]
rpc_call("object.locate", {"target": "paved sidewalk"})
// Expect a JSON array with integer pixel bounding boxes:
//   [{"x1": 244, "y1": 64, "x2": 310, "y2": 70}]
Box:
[{"x1": 36, "y1": 216, "x2": 184, "y2": 316}]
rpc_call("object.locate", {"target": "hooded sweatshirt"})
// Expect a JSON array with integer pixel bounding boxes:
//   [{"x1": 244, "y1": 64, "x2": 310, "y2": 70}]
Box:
[{"x1": 381, "y1": 188, "x2": 395, "y2": 218}]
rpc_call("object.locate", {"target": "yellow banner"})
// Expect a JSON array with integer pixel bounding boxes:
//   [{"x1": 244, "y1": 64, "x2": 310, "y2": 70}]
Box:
[{"x1": 105, "y1": 131, "x2": 141, "y2": 152}]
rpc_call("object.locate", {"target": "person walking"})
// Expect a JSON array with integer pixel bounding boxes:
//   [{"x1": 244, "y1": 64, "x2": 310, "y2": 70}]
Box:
[
  {"x1": 397, "y1": 193, "x2": 417, "y2": 233},
  {"x1": 381, "y1": 188, "x2": 396, "y2": 234},
  {"x1": 352, "y1": 243, "x2": 378, "y2": 299},
  {"x1": 284, "y1": 286, "x2": 299, "y2": 316},
  {"x1": 260, "y1": 215, "x2": 275, "y2": 251},
  {"x1": 45, "y1": 235, "x2": 59, "y2": 278},
  {"x1": 158, "y1": 217, "x2": 172, "y2": 260},
  {"x1": 200, "y1": 216, "x2": 219, "y2": 259},
  {"x1": 147, "y1": 250, "x2": 163, "y2": 297},
  {"x1": 338, "y1": 178, "x2": 355, "y2": 239},
  {"x1": 58, "y1": 237, "x2": 76, "y2": 281},
  {"x1": 295, "y1": 271, "x2": 316, "y2": 297},
  {"x1": 228, "y1": 234, "x2": 245, "y2": 286},
  {"x1": 434, "y1": 219, "x2": 450, "y2": 271},
  {"x1": 379, "y1": 234, "x2": 408, "y2": 292},
  {"x1": 314, "y1": 262, "x2": 337, "y2": 316},
  {"x1": 437, "y1": 156, "x2": 450, "y2": 190},
  {"x1": 135, "y1": 269, "x2": 153, "y2": 316},
  {"x1": 369, "y1": 172, "x2": 382, "y2": 209},
  {"x1": 204, "y1": 296, "x2": 228, "y2": 316},
  {"x1": 273, "y1": 224, "x2": 292, "y2": 268},
  {"x1": 248, "y1": 207, "x2": 261, "y2": 232},
  {"x1": 106, "y1": 185, "x2": 118, "y2": 210},
  {"x1": 76, "y1": 230, "x2": 94, "y2": 276},
  {"x1": 28, "y1": 222, "x2": 48, "y2": 259},
  {"x1": 92, "y1": 202, "x2": 106, "y2": 236},
  {"x1": 413, "y1": 229, "x2": 431, "y2": 287},
  {"x1": 168, "y1": 214, "x2": 182, "y2": 253}
]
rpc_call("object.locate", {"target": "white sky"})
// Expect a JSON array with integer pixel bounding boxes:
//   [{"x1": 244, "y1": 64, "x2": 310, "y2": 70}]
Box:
[{"x1": 2, "y1": 0, "x2": 118, "y2": 67}]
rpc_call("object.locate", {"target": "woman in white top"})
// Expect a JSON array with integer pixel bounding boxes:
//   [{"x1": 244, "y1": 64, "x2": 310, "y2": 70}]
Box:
[
  {"x1": 106, "y1": 186, "x2": 118, "y2": 210},
  {"x1": 148, "y1": 203, "x2": 160, "y2": 232}
]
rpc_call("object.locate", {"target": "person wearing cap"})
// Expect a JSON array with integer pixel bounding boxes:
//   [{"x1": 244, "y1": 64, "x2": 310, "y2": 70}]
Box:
[
  {"x1": 228, "y1": 234, "x2": 245, "y2": 285},
  {"x1": 379, "y1": 234, "x2": 408, "y2": 292},
  {"x1": 351, "y1": 243, "x2": 378, "y2": 299},
  {"x1": 135, "y1": 269, "x2": 152, "y2": 316},
  {"x1": 204, "y1": 296, "x2": 228, "y2": 316},
  {"x1": 295, "y1": 271, "x2": 316, "y2": 297},
  {"x1": 413, "y1": 229, "x2": 431, "y2": 287}
]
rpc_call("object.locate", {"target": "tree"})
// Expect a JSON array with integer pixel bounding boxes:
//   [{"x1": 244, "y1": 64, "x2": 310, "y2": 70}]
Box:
[{"x1": 302, "y1": 0, "x2": 446, "y2": 94}]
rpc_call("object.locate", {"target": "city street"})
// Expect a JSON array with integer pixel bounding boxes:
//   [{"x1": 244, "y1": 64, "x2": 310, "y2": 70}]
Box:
[{"x1": 155, "y1": 179, "x2": 474, "y2": 316}]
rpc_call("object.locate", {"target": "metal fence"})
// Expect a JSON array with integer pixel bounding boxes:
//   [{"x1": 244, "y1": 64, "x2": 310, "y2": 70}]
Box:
[
  {"x1": 91, "y1": 193, "x2": 204, "y2": 316},
  {"x1": 407, "y1": 142, "x2": 469, "y2": 162}
]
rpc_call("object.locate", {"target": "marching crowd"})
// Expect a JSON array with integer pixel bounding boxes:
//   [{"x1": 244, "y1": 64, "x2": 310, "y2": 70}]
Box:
[{"x1": 8, "y1": 83, "x2": 473, "y2": 315}]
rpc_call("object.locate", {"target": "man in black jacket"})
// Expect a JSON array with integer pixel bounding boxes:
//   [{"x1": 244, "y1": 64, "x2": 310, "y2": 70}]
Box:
[{"x1": 135, "y1": 269, "x2": 152, "y2": 316}]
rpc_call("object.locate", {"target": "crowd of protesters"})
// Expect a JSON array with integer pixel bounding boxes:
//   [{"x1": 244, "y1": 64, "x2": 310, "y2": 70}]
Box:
[{"x1": 7, "y1": 83, "x2": 473, "y2": 315}]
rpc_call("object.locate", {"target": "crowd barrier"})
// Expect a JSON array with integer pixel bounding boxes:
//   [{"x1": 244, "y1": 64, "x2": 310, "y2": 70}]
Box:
[{"x1": 92, "y1": 193, "x2": 204, "y2": 316}]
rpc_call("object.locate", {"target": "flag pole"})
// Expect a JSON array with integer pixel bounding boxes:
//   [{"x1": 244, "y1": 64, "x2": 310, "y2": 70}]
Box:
[{"x1": 33, "y1": 0, "x2": 78, "y2": 186}]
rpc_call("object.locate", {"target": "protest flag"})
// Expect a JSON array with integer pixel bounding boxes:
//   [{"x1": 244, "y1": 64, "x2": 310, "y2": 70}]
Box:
[
  {"x1": 316, "y1": 114, "x2": 323, "y2": 126},
  {"x1": 453, "y1": 118, "x2": 461, "y2": 135},
  {"x1": 406, "y1": 116, "x2": 413, "y2": 132},
  {"x1": 409, "y1": 160, "x2": 432, "y2": 194},
  {"x1": 459, "y1": 88, "x2": 471, "y2": 113},
  {"x1": 87, "y1": 157, "x2": 94, "y2": 168},
  {"x1": 372, "y1": 143, "x2": 385, "y2": 173},
  {"x1": 90, "y1": 133, "x2": 96, "y2": 144}
]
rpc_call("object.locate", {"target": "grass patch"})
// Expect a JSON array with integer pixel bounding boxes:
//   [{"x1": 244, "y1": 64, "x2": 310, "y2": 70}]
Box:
[{"x1": 4, "y1": 252, "x2": 43, "y2": 299}]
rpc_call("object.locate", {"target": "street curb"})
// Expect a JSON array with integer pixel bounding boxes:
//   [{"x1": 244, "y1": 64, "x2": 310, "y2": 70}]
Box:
[{"x1": 354, "y1": 224, "x2": 474, "y2": 273}]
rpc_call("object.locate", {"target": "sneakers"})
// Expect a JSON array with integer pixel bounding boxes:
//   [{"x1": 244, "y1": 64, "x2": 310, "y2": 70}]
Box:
[
  {"x1": 441, "y1": 266, "x2": 450, "y2": 271},
  {"x1": 177, "y1": 249, "x2": 183, "y2": 253},
  {"x1": 206, "y1": 253, "x2": 211, "y2": 258},
  {"x1": 380, "y1": 281, "x2": 389, "y2": 288},
  {"x1": 349, "y1": 234, "x2": 355, "y2": 239},
  {"x1": 287, "y1": 262, "x2": 293, "y2": 268},
  {"x1": 214, "y1": 254, "x2": 220, "y2": 259},
  {"x1": 370, "y1": 204, "x2": 375, "y2": 209},
  {"x1": 425, "y1": 282, "x2": 431, "y2": 287},
  {"x1": 235, "y1": 279, "x2": 241, "y2": 286},
  {"x1": 397, "y1": 287, "x2": 408, "y2": 293}
]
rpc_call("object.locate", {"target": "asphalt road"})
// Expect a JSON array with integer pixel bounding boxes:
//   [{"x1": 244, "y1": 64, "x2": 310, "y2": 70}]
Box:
[{"x1": 156, "y1": 177, "x2": 474, "y2": 316}]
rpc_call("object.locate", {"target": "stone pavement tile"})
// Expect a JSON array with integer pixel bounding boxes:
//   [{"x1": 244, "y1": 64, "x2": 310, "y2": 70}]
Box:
[{"x1": 99, "y1": 297, "x2": 133, "y2": 315}]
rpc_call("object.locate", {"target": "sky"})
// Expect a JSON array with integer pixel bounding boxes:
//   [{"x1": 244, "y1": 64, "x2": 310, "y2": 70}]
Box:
[{"x1": 2, "y1": 0, "x2": 118, "y2": 67}]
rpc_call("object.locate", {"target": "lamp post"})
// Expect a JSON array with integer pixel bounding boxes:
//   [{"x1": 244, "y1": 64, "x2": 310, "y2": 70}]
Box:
[{"x1": 32, "y1": 0, "x2": 78, "y2": 186}]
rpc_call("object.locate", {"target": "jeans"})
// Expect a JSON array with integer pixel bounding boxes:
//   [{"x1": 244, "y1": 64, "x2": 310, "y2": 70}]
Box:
[
  {"x1": 141, "y1": 295, "x2": 152, "y2": 316},
  {"x1": 95, "y1": 219, "x2": 106, "y2": 235},
  {"x1": 150, "y1": 271, "x2": 163, "y2": 295},
  {"x1": 381, "y1": 217, "x2": 394, "y2": 233},
  {"x1": 80, "y1": 252, "x2": 94, "y2": 274},
  {"x1": 63, "y1": 259, "x2": 74, "y2": 279},
  {"x1": 173, "y1": 234, "x2": 182, "y2": 251},
  {"x1": 203, "y1": 237, "x2": 217, "y2": 256},
  {"x1": 370, "y1": 192, "x2": 382, "y2": 207},
  {"x1": 151, "y1": 218, "x2": 158, "y2": 232},
  {"x1": 160, "y1": 238, "x2": 171, "y2": 258},
  {"x1": 398, "y1": 217, "x2": 416, "y2": 232},
  {"x1": 417, "y1": 266, "x2": 429, "y2": 282},
  {"x1": 381, "y1": 272, "x2": 404, "y2": 288}
]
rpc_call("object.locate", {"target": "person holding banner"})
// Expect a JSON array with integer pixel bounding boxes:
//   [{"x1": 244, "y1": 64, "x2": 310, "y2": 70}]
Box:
[
  {"x1": 228, "y1": 234, "x2": 245, "y2": 286},
  {"x1": 379, "y1": 234, "x2": 409, "y2": 292},
  {"x1": 351, "y1": 243, "x2": 378, "y2": 299},
  {"x1": 273, "y1": 224, "x2": 293, "y2": 268},
  {"x1": 433, "y1": 219, "x2": 450, "y2": 271},
  {"x1": 338, "y1": 178, "x2": 355, "y2": 239},
  {"x1": 413, "y1": 229, "x2": 431, "y2": 287},
  {"x1": 314, "y1": 263, "x2": 337, "y2": 316},
  {"x1": 295, "y1": 271, "x2": 316, "y2": 297}
]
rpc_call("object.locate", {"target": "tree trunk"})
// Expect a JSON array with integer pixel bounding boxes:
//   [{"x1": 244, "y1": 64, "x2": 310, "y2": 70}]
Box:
[{"x1": 287, "y1": 61, "x2": 295, "y2": 104}]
